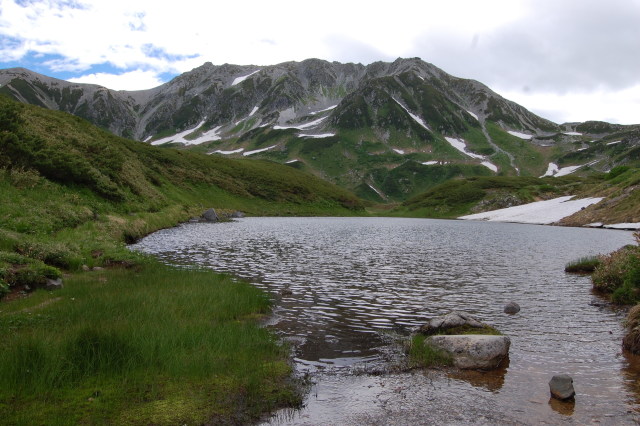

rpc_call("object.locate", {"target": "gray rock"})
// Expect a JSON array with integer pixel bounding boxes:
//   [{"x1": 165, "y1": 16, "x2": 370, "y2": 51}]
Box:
[
  {"x1": 230, "y1": 211, "x2": 245, "y2": 218},
  {"x1": 504, "y1": 302, "x2": 520, "y2": 314},
  {"x1": 92, "y1": 266, "x2": 104, "y2": 271},
  {"x1": 81, "y1": 264, "x2": 90, "y2": 271},
  {"x1": 45, "y1": 278, "x2": 63, "y2": 291},
  {"x1": 549, "y1": 374, "x2": 575, "y2": 400},
  {"x1": 426, "y1": 335, "x2": 511, "y2": 370},
  {"x1": 202, "y1": 208, "x2": 219, "y2": 222},
  {"x1": 419, "y1": 311, "x2": 485, "y2": 335}
]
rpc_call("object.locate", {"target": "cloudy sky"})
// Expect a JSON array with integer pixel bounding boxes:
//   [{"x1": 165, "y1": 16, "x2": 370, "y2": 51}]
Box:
[{"x1": 1, "y1": 0, "x2": 639, "y2": 124}]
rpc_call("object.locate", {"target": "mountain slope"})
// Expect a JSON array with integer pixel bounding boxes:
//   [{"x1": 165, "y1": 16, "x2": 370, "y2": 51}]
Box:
[{"x1": 2, "y1": 58, "x2": 639, "y2": 201}]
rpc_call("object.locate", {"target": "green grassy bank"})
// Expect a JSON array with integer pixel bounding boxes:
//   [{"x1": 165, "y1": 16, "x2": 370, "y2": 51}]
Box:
[
  {"x1": 0, "y1": 95, "x2": 368, "y2": 423},
  {"x1": 0, "y1": 265, "x2": 298, "y2": 425}
]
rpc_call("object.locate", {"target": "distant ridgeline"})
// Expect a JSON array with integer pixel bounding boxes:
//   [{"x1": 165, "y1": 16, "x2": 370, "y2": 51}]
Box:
[{"x1": 1, "y1": 58, "x2": 639, "y2": 202}]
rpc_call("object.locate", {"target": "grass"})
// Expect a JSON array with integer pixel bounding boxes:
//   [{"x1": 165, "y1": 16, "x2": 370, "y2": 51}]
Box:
[
  {"x1": 407, "y1": 334, "x2": 453, "y2": 368},
  {"x1": 0, "y1": 95, "x2": 366, "y2": 422},
  {"x1": 565, "y1": 256, "x2": 601, "y2": 273},
  {"x1": 0, "y1": 264, "x2": 300, "y2": 424}
]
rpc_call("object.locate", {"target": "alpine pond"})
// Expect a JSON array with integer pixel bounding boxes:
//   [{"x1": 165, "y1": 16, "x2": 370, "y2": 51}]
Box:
[{"x1": 131, "y1": 217, "x2": 640, "y2": 424}]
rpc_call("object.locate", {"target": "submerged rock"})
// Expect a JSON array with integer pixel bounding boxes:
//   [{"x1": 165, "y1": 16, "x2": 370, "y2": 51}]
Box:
[
  {"x1": 504, "y1": 302, "x2": 520, "y2": 314},
  {"x1": 426, "y1": 335, "x2": 511, "y2": 370},
  {"x1": 549, "y1": 374, "x2": 576, "y2": 400}
]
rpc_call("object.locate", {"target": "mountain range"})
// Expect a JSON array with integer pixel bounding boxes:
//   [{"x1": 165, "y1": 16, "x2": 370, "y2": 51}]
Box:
[{"x1": 1, "y1": 58, "x2": 638, "y2": 202}]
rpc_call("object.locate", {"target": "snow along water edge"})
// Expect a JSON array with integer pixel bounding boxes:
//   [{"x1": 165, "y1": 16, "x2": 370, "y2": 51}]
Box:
[{"x1": 459, "y1": 196, "x2": 604, "y2": 225}]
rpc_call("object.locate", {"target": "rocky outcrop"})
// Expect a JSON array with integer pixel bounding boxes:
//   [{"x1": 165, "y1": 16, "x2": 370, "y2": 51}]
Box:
[
  {"x1": 426, "y1": 335, "x2": 511, "y2": 370},
  {"x1": 201, "y1": 208, "x2": 219, "y2": 222}
]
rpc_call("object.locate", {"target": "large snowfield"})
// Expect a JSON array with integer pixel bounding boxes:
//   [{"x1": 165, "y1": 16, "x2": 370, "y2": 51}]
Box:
[{"x1": 459, "y1": 196, "x2": 604, "y2": 225}]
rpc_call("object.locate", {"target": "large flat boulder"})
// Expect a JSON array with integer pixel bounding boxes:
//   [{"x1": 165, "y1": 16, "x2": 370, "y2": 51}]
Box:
[{"x1": 426, "y1": 335, "x2": 510, "y2": 370}]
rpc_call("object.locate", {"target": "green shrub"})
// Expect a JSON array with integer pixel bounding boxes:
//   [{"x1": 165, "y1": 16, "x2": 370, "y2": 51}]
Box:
[
  {"x1": 15, "y1": 240, "x2": 75, "y2": 269},
  {"x1": 593, "y1": 233, "x2": 640, "y2": 304},
  {"x1": 606, "y1": 166, "x2": 630, "y2": 180},
  {"x1": 592, "y1": 246, "x2": 639, "y2": 293}
]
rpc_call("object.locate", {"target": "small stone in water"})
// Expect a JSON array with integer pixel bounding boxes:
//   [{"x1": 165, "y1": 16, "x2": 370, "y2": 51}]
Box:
[{"x1": 504, "y1": 302, "x2": 520, "y2": 314}]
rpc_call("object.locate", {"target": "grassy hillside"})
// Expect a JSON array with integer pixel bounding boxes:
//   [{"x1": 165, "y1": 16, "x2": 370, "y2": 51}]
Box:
[
  {"x1": 0, "y1": 95, "x2": 363, "y2": 272},
  {"x1": 0, "y1": 96, "x2": 365, "y2": 423}
]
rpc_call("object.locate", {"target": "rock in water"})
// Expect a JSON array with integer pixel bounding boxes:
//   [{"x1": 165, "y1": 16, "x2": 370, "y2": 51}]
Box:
[
  {"x1": 504, "y1": 302, "x2": 520, "y2": 314},
  {"x1": 549, "y1": 374, "x2": 576, "y2": 400},
  {"x1": 426, "y1": 335, "x2": 511, "y2": 370},
  {"x1": 202, "y1": 208, "x2": 219, "y2": 222},
  {"x1": 418, "y1": 311, "x2": 485, "y2": 335}
]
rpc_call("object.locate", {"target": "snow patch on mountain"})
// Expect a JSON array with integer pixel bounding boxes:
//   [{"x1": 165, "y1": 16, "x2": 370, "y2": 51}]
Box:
[
  {"x1": 243, "y1": 145, "x2": 277, "y2": 156},
  {"x1": 541, "y1": 162, "x2": 559, "y2": 177},
  {"x1": 310, "y1": 105, "x2": 338, "y2": 115},
  {"x1": 231, "y1": 70, "x2": 260, "y2": 86},
  {"x1": 150, "y1": 120, "x2": 206, "y2": 145},
  {"x1": 392, "y1": 97, "x2": 430, "y2": 131},
  {"x1": 481, "y1": 161, "x2": 498, "y2": 172},
  {"x1": 249, "y1": 106, "x2": 259, "y2": 116},
  {"x1": 393, "y1": 149, "x2": 405, "y2": 154},
  {"x1": 212, "y1": 147, "x2": 244, "y2": 155},
  {"x1": 607, "y1": 140, "x2": 622, "y2": 145},
  {"x1": 459, "y1": 196, "x2": 604, "y2": 225},
  {"x1": 274, "y1": 116, "x2": 327, "y2": 130},
  {"x1": 444, "y1": 137, "x2": 485, "y2": 160},
  {"x1": 563, "y1": 131, "x2": 582, "y2": 136},
  {"x1": 422, "y1": 161, "x2": 448, "y2": 166},
  {"x1": 508, "y1": 131, "x2": 533, "y2": 140},
  {"x1": 368, "y1": 183, "x2": 385, "y2": 199},
  {"x1": 466, "y1": 110, "x2": 479, "y2": 121},
  {"x1": 189, "y1": 126, "x2": 223, "y2": 144},
  {"x1": 298, "y1": 133, "x2": 335, "y2": 138}
]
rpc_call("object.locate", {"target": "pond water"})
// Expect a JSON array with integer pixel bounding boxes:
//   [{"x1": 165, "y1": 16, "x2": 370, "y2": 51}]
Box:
[{"x1": 131, "y1": 217, "x2": 640, "y2": 425}]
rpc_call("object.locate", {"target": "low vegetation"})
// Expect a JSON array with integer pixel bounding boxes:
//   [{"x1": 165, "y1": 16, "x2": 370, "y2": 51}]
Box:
[
  {"x1": 0, "y1": 264, "x2": 300, "y2": 424},
  {"x1": 591, "y1": 233, "x2": 640, "y2": 304},
  {"x1": 623, "y1": 304, "x2": 640, "y2": 354},
  {"x1": 565, "y1": 256, "x2": 601, "y2": 274},
  {"x1": 0, "y1": 96, "x2": 366, "y2": 422},
  {"x1": 407, "y1": 334, "x2": 453, "y2": 368}
]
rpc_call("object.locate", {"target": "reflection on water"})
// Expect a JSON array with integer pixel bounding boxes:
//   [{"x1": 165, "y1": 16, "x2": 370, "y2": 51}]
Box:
[{"x1": 131, "y1": 217, "x2": 640, "y2": 424}]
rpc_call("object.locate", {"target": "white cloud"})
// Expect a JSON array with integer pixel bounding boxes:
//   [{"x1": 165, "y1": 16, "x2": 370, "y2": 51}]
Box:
[
  {"x1": 496, "y1": 84, "x2": 640, "y2": 125},
  {"x1": 69, "y1": 69, "x2": 164, "y2": 90},
  {"x1": 0, "y1": 0, "x2": 639, "y2": 124}
]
